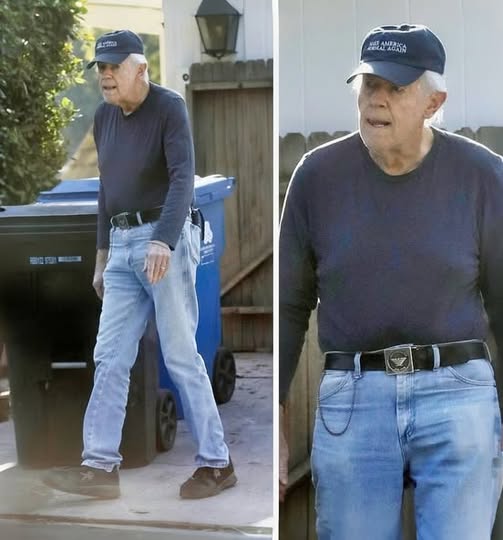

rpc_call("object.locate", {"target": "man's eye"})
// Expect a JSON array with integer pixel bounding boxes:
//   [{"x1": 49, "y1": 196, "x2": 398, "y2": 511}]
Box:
[
  {"x1": 97, "y1": 64, "x2": 118, "y2": 72},
  {"x1": 392, "y1": 85, "x2": 405, "y2": 93}
]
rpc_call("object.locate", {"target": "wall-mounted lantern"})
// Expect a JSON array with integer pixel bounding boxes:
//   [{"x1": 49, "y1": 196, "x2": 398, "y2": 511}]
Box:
[{"x1": 195, "y1": 0, "x2": 241, "y2": 59}]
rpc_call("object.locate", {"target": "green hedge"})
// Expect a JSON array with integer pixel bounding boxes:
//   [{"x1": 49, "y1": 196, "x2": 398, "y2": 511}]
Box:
[{"x1": 0, "y1": 0, "x2": 87, "y2": 204}]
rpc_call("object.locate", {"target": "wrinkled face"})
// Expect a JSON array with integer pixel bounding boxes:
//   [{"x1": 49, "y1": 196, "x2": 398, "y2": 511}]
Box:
[
  {"x1": 357, "y1": 74, "x2": 431, "y2": 156},
  {"x1": 97, "y1": 57, "x2": 139, "y2": 107}
]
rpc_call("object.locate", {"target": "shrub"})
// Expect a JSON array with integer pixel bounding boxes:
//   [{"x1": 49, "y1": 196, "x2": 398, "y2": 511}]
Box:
[{"x1": 0, "y1": 0, "x2": 87, "y2": 204}]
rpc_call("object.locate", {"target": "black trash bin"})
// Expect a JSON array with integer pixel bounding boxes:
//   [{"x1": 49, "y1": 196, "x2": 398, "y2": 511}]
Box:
[{"x1": 0, "y1": 198, "x2": 161, "y2": 468}]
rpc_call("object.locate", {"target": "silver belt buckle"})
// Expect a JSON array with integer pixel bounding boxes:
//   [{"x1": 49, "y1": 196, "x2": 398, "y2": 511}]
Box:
[
  {"x1": 115, "y1": 212, "x2": 130, "y2": 229},
  {"x1": 384, "y1": 345, "x2": 414, "y2": 375}
]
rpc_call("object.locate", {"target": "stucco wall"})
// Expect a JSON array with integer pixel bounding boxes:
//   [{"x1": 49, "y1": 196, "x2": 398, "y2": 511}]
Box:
[{"x1": 163, "y1": 0, "x2": 273, "y2": 95}]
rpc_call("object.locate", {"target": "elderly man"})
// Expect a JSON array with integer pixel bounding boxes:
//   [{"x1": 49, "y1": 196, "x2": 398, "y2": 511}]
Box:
[
  {"x1": 279, "y1": 24, "x2": 503, "y2": 539},
  {"x1": 43, "y1": 30, "x2": 236, "y2": 500}
]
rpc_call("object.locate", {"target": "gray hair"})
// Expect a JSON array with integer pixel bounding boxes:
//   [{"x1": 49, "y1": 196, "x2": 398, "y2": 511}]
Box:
[
  {"x1": 127, "y1": 53, "x2": 149, "y2": 82},
  {"x1": 418, "y1": 70, "x2": 447, "y2": 125},
  {"x1": 419, "y1": 70, "x2": 447, "y2": 93}
]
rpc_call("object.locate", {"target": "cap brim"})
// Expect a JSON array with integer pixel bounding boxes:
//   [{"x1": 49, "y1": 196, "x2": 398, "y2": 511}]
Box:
[
  {"x1": 346, "y1": 61, "x2": 425, "y2": 86},
  {"x1": 86, "y1": 52, "x2": 130, "y2": 69}
]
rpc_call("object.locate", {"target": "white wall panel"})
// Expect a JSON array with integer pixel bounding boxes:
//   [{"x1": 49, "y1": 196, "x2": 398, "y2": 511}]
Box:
[
  {"x1": 461, "y1": 0, "x2": 503, "y2": 129},
  {"x1": 408, "y1": 0, "x2": 466, "y2": 130},
  {"x1": 302, "y1": 0, "x2": 355, "y2": 134},
  {"x1": 242, "y1": 0, "x2": 273, "y2": 60},
  {"x1": 163, "y1": 0, "x2": 273, "y2": 96},
  {"x1": 278, "y1": 0, "x2": 305, "y2": 134},
  {"x1": 162, "y1": 0, "x2": 200, "y2": 94},
  {"x1": 279, "y1": 0, "x2": 503, "y2": 135},
  {"x1": 354, "y1": 0, "x2": 409, "y2": 40}
]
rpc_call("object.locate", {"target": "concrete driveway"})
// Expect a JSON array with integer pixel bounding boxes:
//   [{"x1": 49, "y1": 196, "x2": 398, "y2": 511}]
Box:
[
  {"x1": 0, "y1": 519, "x2": 271, "y2": 540},
  {"x1": 0, "y1": 354, "x2": 273, "y2": 538}
]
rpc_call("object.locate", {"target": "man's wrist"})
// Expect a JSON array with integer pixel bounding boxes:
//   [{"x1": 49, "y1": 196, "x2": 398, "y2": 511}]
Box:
[
  {"x1": 148, "y1": 240, "x2": 172, "y2": 252},
  {"x1": 95, "y1": 249, "x2": 109, "y2": 270}
]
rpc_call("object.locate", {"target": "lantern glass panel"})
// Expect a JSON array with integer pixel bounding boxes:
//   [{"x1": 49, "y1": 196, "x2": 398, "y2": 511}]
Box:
[
  {"x1": 197, "y1": 15, "x2": 229, "y2": 53},
  {"x1": 225, "y1": 15, "x2": 239, "y2": 51}
]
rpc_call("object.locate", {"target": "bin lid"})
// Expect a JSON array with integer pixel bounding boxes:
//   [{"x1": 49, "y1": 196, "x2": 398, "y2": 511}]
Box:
[
  {"x1": 37, "y1": 179, "x2": 100, "y2": 203},
  {"x1": 36, "y1": 175, "x2": 236, "y2": 207},
  {"x1": 194, "y1": 175, "x2": 235, "y2": 206},
  {"x1": 0, "y1": 204, "x2": 96, "y2": 217},
  {"x1": 0, "y1": 180, "x2": 97, "y2": 229},
  {"x1": 0, "y1": 202, "x2": 97, "y2": 233}
]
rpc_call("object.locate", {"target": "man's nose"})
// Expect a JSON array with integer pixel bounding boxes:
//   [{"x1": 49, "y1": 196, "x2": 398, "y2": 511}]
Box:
[{"x1": 369, "y1": 85, "x2": 388, "y2": 106}]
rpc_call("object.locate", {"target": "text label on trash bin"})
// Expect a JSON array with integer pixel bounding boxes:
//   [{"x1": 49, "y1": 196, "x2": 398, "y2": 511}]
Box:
[
  {"x1": 29, "y1": 256, "x2": 83, "y2": 265},
  {"x1": 200, "y1": 220, "x2": 215, "y2": 265}
]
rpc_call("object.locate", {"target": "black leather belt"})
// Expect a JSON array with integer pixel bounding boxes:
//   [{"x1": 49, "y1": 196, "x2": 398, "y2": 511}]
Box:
[
  {"x1": 324, "y1": 340, "x2": 488, "y2": 375},
  {"x1": 111, "y1": 207, "x2": 203, "y2": 231},
  {"x1": 110, "y1": 207, "x2": 162, "y2": 229}
]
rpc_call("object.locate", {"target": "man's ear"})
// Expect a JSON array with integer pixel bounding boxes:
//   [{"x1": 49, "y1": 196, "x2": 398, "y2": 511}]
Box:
[
  {"x1": 137, "y1": 63, "x2": 147, "y2": 79},
  {"x1": 425, "y1": 91, "x2": 447, "y2": 119}
]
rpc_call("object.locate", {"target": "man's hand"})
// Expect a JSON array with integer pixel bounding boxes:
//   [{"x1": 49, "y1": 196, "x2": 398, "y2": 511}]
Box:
[
  {"x1": 144, "y1": 240, "x2": 171, "y2": 284},
  {"x1": 93, "y1": 249, "x2": 109, "y2": 300},
  {"x1": 279, "y1": 403, "x2": 289, "y2": 503}
]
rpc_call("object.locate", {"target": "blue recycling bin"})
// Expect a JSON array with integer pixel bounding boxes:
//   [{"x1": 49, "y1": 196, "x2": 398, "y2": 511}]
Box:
[
  {"x1": 38, "y1": 175, "x2": 237, "y2": 419},
  {"x1": 159, "y1": 174, "x2": 237, "y2": 418}
]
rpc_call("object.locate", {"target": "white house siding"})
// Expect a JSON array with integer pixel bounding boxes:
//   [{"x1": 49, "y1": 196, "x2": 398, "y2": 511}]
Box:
[
  {"x1": 279, "y1": 0, "x2": 503, "y2": 135},
  {"x1": 162, "y1": 0, "x2": 273, "y2": 96}
]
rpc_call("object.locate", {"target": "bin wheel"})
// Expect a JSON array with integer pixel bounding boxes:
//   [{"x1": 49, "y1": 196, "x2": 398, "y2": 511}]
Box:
[
  {"x1": 156, "y1": 390, "x2": 177, "y2": 452},
  {"x1": 212, "y1": 347, "x2": 236, "y2": 405}
]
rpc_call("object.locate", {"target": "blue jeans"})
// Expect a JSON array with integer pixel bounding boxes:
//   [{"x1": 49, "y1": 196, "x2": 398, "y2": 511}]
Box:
[
  {"x1": 82, "y1": 218, "x2": 229, "y2": 471},
  {"x1": 311, "y1": 354, "x2": 503, "y2": 540}
]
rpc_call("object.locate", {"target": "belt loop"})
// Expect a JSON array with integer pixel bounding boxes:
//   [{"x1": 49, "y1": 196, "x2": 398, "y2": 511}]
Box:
[
  {"x1": 353, "y1": 352, "x2": 362, "y2": 379},
  {"x1": 432, "y1": 345, "x2": 441, "y2": 370},
  {"x1": 483, "y1": 342, "x2": 492, "y2": 363},
  {"x1": 136, "y1": 211, "x2": 143, "y2": 225}
]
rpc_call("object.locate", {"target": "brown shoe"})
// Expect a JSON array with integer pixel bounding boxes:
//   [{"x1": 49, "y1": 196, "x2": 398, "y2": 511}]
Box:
[
  {"x1": 42, "y1": 465, "x2": 120, "y2": 499},
  {"x1": 180, "y1": 460, "x2": 237, "y2": 499}
]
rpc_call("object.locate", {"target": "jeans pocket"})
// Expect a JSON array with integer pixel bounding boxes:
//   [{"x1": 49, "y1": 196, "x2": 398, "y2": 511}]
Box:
[
  {"x1": 319, "y1": 370, "x2": 352, "y2": 401},
  {"x1": 187, "y1": 222, "x2": 201, "y2": 265},
  {"x1": 318, "y1": 371, "x2": 355, "y2": 436},
  {"x1": 446, "y1": 358, "x2": 496, "y2": 386}
]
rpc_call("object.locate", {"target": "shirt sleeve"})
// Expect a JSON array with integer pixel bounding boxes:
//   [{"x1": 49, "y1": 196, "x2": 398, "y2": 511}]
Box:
[
  {"x1": 93, "y1": 115, "x2": 111, "y2": 250},
  {"x1": 150, "y1": 95, "x2": 195, "y2": 249},
  {"x1": 478, "y1": 153, "x2": 503, "y2": 414},
  {"x1": 97, "y1": 181, "x2": 111, "y2": 249},
  {"x1": 279, "y1": 154, "x2": 318, "y2": 403}
]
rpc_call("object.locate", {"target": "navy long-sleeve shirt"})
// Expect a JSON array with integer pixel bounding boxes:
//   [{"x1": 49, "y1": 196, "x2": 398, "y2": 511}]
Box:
[
  {"x1": 93, "y1": 82, "x2": 195, "y2": 249},
  {"x1": 279, "y1": 128, "x2": 503, "y2": 403}
]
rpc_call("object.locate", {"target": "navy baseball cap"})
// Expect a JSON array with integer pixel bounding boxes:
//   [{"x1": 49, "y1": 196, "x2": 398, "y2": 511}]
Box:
[
  {"x1": 346, "y1": 24, "x2": 446, "y2": 86},
  {"x1": 87, "y1": 30, "x2": 144, "y2": 69}
]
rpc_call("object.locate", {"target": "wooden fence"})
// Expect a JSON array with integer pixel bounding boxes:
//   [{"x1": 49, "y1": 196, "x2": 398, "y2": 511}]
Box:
[{"x1": 188, "y1": 60, "x2": 273, "y2": 353}]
